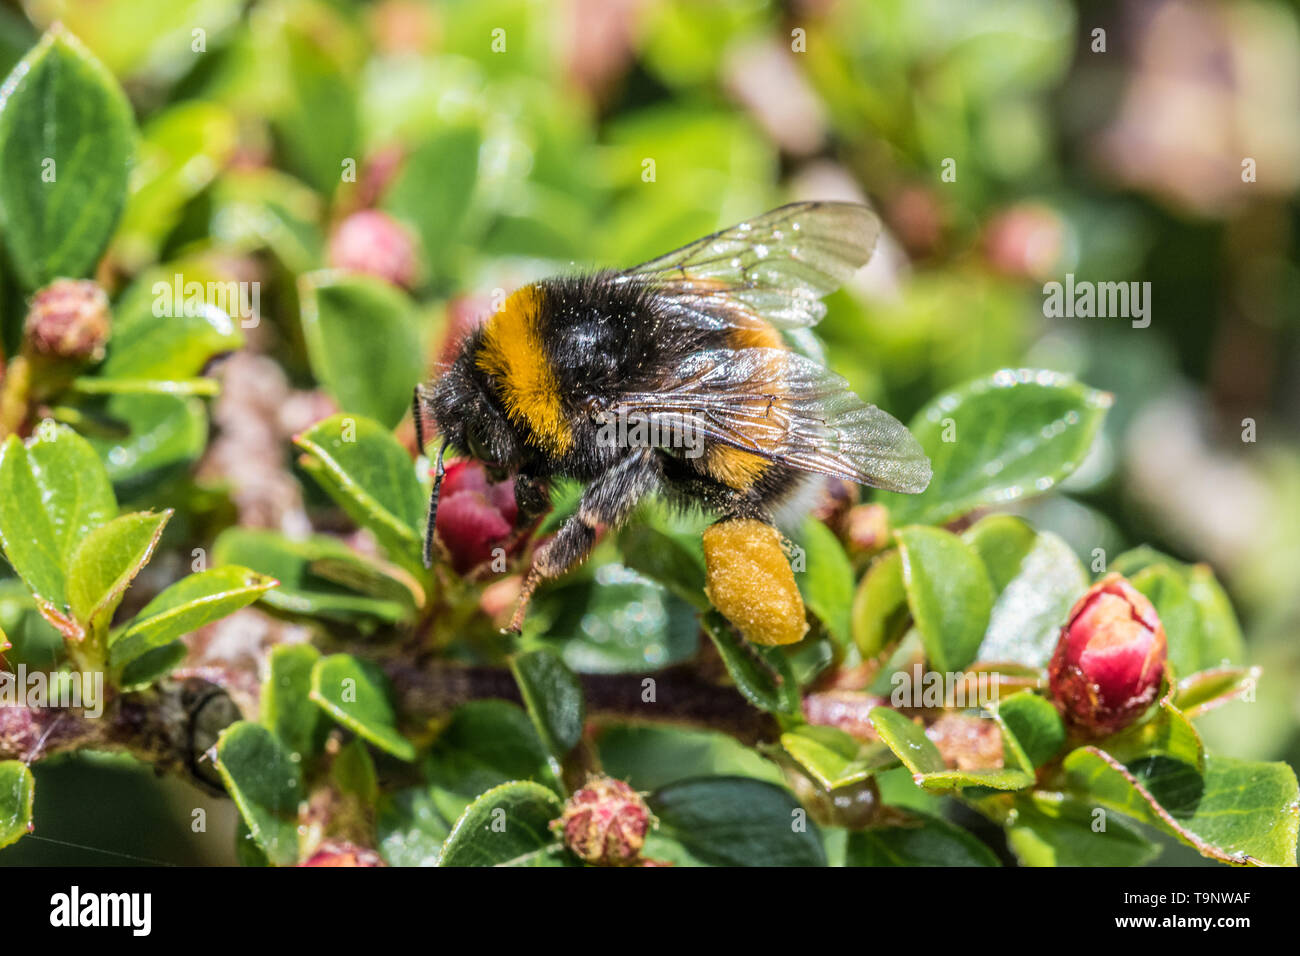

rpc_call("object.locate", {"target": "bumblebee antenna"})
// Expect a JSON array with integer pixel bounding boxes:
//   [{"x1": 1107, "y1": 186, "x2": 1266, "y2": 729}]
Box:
[{"x1": 423, "y1": 438, "x2": 448, "y2": 569}]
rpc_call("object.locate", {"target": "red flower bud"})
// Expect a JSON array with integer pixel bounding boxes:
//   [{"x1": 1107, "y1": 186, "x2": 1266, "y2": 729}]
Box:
[
  {"x1": 552, "y1": 776, "x2": 652, "y2": 867},
  {"x1": 327, "y1": 210, "x2": 419, "y2": 289},
  {"x1": 25, "y1": 279, "x2": 110, "y2": 362},
  {"x1": 433, "y1": 460, "x2": 518, "y2": 575},
  {"x1": 300, "y1": 841, "x2": 385, "y2": 866},
  {"x1": 1048, "y1": 574, "x2": 1167, "y2": 736}
]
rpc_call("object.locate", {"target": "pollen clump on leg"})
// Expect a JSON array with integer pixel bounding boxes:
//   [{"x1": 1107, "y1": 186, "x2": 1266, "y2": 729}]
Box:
[{"x1": 702, "y1": 518, "x2": 808, "y2": 646}]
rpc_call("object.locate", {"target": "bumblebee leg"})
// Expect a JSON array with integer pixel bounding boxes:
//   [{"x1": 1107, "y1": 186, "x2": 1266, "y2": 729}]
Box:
[{"x1": 507, "y1": 452, "x2": 657, "y2": 632}]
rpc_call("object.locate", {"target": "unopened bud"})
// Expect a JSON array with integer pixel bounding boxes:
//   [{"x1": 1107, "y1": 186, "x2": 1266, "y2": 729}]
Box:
[
  {"x1": 299, "y1": 841, "x2": 385, "y2": 866},
  {"x1": 25, "y1": 279, "x2": 110, "y2": 362},
  {"x1": 552, "y1": 776, "x2": 652, "y2": 866},
  {"x1": 1048, "y1": 574, "x2": 1167, "y2": 736},
  {"x1": 327, "y1": 209, "x2": 419, "y2": 289}
]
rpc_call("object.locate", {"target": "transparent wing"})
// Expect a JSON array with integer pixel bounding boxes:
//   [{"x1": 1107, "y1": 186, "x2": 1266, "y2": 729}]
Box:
[
  {"x1": 610, "y1": 348, "x2": 931, "y2": 493},
  {"x1": 616, "y1": 201, "x2": 882, "y2": 330}
]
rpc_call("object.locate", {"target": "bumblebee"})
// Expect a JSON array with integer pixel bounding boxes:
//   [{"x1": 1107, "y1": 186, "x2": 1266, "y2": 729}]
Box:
[{"x1": 415, "y1": 202, "x2": 931, "y2": 631}]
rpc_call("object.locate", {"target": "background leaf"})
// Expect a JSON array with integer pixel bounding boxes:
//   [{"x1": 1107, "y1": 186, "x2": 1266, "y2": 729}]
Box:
[
  {"x1": 878, "y1": 369, "x2": 1110, "y2": 527},
  {"x1": 310, "y1": 653, "x2": 415, "y2": 761},
  {"x1": 510, "y1": 649, "x2": 585, "y2": 760},
  {"x1": 0, "y1": 761, "x2": 35, "y2": 849},
  {"x1": 215, "y1": 721, "x2": 302, "y2": 866},
  {"x1": 437, "y1": 781, "x2": 568, "y2": 867},
  {"x1": 0, "y1": 26, "x2": 135, "y2": 288},
  {"x1": 895, "y1": 526, "x2": 994, "y2": 673},
  {"x1": 298, "y1": 272, "x2": 424, "y2": 429}
]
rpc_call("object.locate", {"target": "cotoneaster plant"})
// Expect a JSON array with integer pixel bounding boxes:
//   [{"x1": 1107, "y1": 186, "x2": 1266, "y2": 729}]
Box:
[{"x1": 0, "y1": 24, "x2": 1294, "y2": 869}]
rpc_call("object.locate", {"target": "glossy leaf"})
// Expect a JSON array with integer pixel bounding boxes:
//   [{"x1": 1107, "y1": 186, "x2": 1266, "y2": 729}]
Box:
[
  {"x1": 701, "y1": 610, "x2": 800, "y2": 715},
  {"x1": 261, "y1": 643, "x2": 328, "y2": 763},
  {"x1": 796, "y1": 518, "x2": 855, "y2": 646},
  {"x1": 295, "y1": 414, "x2": 425, "y2": 574},
  {"x1": 1174, "y1": 667, "x2": 1260, "y2": 719},
  {"x1": 1064, "y1": 748, "x2": 1299, "y2": 866},
  {"x1": 1007, "y1": 793, "x2": 1160, "y2": 867},
  {"x1": 82, "y1": 394, "x2": 208, "y2": 495},
  {"x1": 66, "y1": 510, "x2": 170, "y2": 639},
  {"x1": 595, "y1": 724, "x2": 783, "y2": 792},
  {"x1": 649, "y1": 776, "x2": 826, "y2": 867},
  {"x1": 965, "y1": 516, "x2": 1087, "y2": 667},
  {"x1": 994, "y1": 691, "x2": 1065, "y2": 768},
  {"x1": 0, "y1": 760, "x2": 35, "y2": 849},
  {"x1": 215, "y1": 721, "x2": 303, "y2": 866},
  {"x1": 850, "y1": 548, "x2": 908, "y2": 658},
  {"x1": 382, "y1": 124, "x2": 480, "y2": 277},
  {"x1": 510, "y1": 649, "x2": 585, "y2": 760},
  {"x1": 0, "y1": 26, "x2": 135, "y2": 288},
  {"x1": 378, "y1": 786, "x2": 453, "y2": 867},
  {"x1": 878, "y1": 369, "x2": 1110, "y2": 527},
  {"x1": 780, "y1": 724, "x2": 898, "y2": 790},
  {"x1": 870, "y1": 706, "x2": 1033, "y2": 792},
  {"x1": 615, "y1": 522, "x2": 707, "y2": 611},
  {"x1": 895, "y1": 526, "x2": 994, "y2": 673},
  {"x1": 110, "y1": 565, "x2": 276, "y2": 670},
  {"x1": 214, "y1": 527, "x2": 413, "y2": 626},
  {"x1": 310, "y1": 653, "x2": 415, "y2": 761},
  {"x1": 845, "y1": 811, "x2": 1000, "y2": 866},
  {"x1": 437, "y1": 781, "x2": 569, "y2": 867},
  {"x1": 298, "y1": 272, "x2": 423, "y2": 430}
]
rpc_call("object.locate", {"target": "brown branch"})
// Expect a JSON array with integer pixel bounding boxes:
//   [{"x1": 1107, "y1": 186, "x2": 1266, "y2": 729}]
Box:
[{"x1": 386, "y1": 661, "x2": 779, "y2": 746}]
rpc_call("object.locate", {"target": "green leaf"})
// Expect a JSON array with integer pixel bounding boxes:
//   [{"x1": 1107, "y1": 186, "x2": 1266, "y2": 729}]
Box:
[
  {"x1": 298, "y1": 272, "x2": 424, "y2": 430},
  {"x1": 851, "y1": 549, "x2": 908, "y2": 658},
  {"x1": 295, "y1": 414, "x2": 425, "y2": 574},
  {"x1": 0, "y1": 760, "x2": 35, "y2": 849},
  {"x1": 310, "y1": 653, "x2": 415, "y2": 762},
  {"x1": 595, "y1": 724, "x2": 783, "y2": 792},
  {"x1": 1063, "y1": 749, "x2": 1299, "y2": 866},
  {"x1": 780, "y1": 724, "x2": 898, "y2": 790},
  {"x1": 377, "y1": 786, "x2": 453, "y2": 867},
  {"x1": 66, "y1": 510, "x2": 170, "y2": 637},
  {"x1": 213, "y1": 527, "x2": 414, "y2": 626},
  {"x1": 0, "y1": 26, "x2": 135, "y2": 289},
  {"x1": 878, "y1": 369, "x2": 1111, "y2": 527},
  {"x1": 994, "y1": 691, "x2": 1065, "y2": 768},
  {"x1": 529, "y1": 567, "x2": 700, "y2": 672},
  {"x1": 1125, "y1": 558, "x2": 1244, "y2": 675},
  {"x1": 215, "y1": 721, "x2": 303, "y2": 866},
  {"x1": 845, "y1": 811, "x2": 1000, "y2": 866},
  {"x1": 424, "y1": 701, "x2": 556, "y2": 822},
  {"x1": 98, "y1": 298, "x2": 243, "y2": 381},
  {"x1": 81, "y1": 394, "x2": 207, "y2": 495},
  {"x1": 965, "y1": 516, "x2": 1087, "y2": 667},
  {"x1": 649, "y1": 777, "x2": 827, "y2": 867},
  {"x1": 1102, "y1": 699, "x2": 1204, "y2": 772},
  {"x1": 895, "y1": 526, "x2": 994, "y2": 673},
  {"x1": 701, "y1": 610, "x2": 799, "y2": 715},
  {"x1": 261, "y1": 643, "x2": 328, "y2": 763},
  {"x1": 1006, "y1": 793, "x2": 1160, "y2": 867},
  {"x1": 615, "y1": 522, "x2": 707, "y2": 610},
  {"x1": 382, "y1": 124, "x2": 480, "y2": 278},
  {"x1": 796, "y1": 518, "x2": 855, "y2": 646},
  {"x1": 111, "y1": 101, "x2": 238, "y2": 272},
  {"x1": 510, "y1": 649, "x2": 585, "y2": 760},
  {"x1": 0, "y1": 427, "x2": 116, "y2": 627},
  {"x1": 1173, "y1": 667, "x2": 1260, "y2": 719},
  {"x1": 437, "y1": 781, "x2": 569, "y2": 867},
  {"x1": 116, "y1": 639, "x2": 186, "y2": 690},
  {"x1": 110, "y1": 565, "x2": 276, "y2": 671},
  {"x1": 870, "y1": 706, "x2": 1033, "y2": 792},
  {"x1": 275, "y1": 15, "x2": 359, "y2": 197}
]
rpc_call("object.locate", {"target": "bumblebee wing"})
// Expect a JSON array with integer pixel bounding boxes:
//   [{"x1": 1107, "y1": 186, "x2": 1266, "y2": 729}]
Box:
[
  {"x1": 615, "y1": 201, "x2": 882, "y2": 330},
  {"x1": 612, "y1": 348, "x2": 931, "y2": 493}
]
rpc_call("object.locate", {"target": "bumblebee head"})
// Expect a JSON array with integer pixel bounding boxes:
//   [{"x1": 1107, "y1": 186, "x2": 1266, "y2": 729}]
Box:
[{"x1": 430, "y1": 333, "x2": 524, "y2": 474}]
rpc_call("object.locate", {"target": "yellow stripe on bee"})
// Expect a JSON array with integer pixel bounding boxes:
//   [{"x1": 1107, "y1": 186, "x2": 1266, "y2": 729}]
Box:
[
  {"x1": 699, "y1": 321, "x2": 786, "y2": 490},
  {"x1": 475, "y1": 285, "x2": 574, "y2": 454}
]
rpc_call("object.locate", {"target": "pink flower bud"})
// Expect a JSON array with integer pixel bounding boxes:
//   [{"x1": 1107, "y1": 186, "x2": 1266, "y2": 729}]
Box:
[
  {"x1": 1048, "y1": 574, "x2": 1167, "y2": 736},
  {"x1": 300, "y1": 841, "x2": 385, "y2": 866},
  {"x1": 433, "y1": 460, "x2": 518, "y2": 575},
  {"x1": 25, "y1": 279, "x2": 110, "y2": 362},
  {"x1": 982, "y1": 203, "x2": 1065, "y2": 281},
  {"x1": 552, "y1": 776, "x2": 652, "y2": 867},
  {"x1": 326, "y1": 210, "x2": 419, "y2": 289}
]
